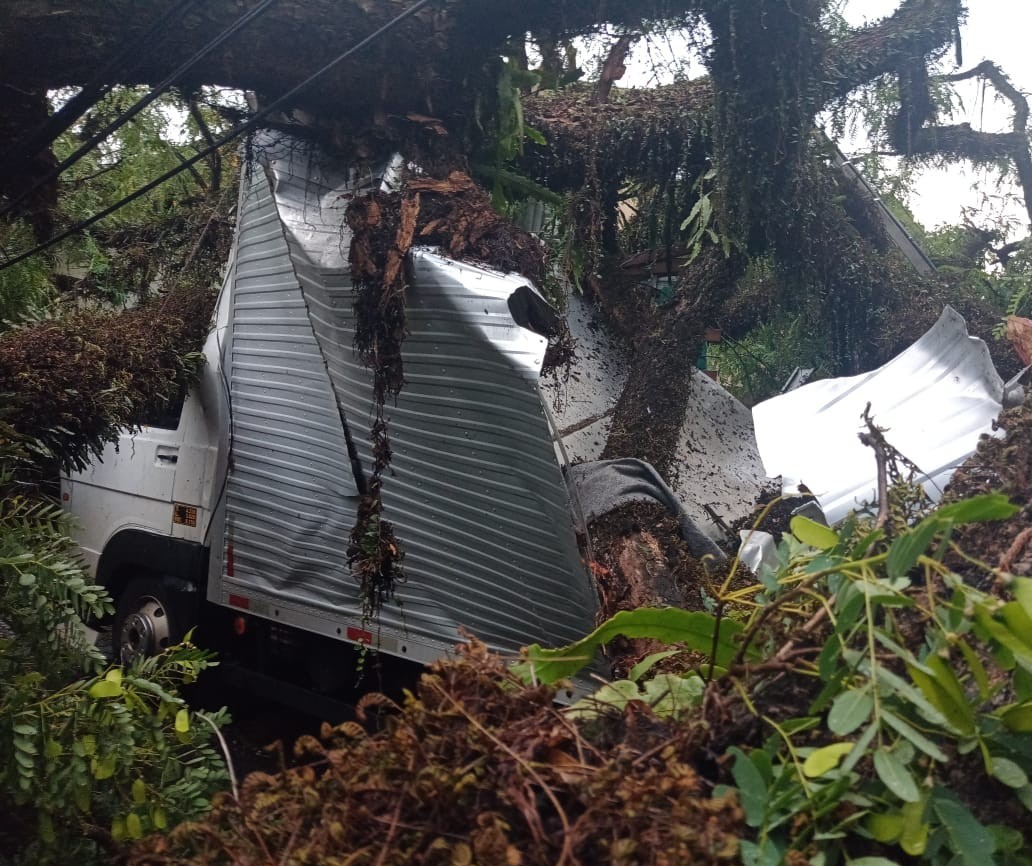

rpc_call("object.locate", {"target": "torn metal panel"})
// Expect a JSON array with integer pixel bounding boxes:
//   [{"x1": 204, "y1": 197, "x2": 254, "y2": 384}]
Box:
[
  {"x1": 543, "y1": 293, "x2": 767, "y2": 541},
  {"x1": 753, "y1": 306, "x2": 1005, "y2": 525},
  {"x1": 216, "y1": 132, "x2": 596, "y2": 657}
]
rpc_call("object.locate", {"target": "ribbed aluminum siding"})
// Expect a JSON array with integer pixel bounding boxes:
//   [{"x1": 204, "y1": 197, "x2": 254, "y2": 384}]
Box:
[
  {"x1": 224, "y1": 166, "x2": 361, "y2": 608},
  {"x1": 220, "y1": 134, "x2": 595, "y2": 653}
]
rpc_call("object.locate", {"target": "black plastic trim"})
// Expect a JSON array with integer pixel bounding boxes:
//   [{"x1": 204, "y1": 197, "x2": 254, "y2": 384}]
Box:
[{"x1": 97, "y1": 528, "x2": 209, "y2": 589}]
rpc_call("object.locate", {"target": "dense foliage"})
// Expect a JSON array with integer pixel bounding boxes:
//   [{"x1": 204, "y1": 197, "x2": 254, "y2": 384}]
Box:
[
  {"x1": 0, "y1": 88, "x2": 234, "y2": 865},
  {"x1": 0, "y1": 436, "x2": 228, "y2": 866}
]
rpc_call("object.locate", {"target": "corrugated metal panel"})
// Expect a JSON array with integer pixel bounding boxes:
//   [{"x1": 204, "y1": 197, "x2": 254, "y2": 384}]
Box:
[
  {"x1": 223, "y1": 163, "x2": 361, "y2": 608},
  {"x1": 753, "y1": 306, "x2": 1004, "y2": 524},
  {"x1": 219, "y1": 133, "x2": 596, "y2": 654}
]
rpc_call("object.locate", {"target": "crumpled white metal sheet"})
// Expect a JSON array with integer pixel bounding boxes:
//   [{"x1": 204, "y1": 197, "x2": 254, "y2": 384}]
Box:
[{"x1": 752, "y1": 306, "x2": 1004, "y2": 525}]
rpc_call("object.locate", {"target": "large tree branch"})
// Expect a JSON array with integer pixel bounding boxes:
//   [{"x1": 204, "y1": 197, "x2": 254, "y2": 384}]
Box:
[
  {"x1": 893, "y1": 60, "x2": 1032, "y2": 228},
  {"x1": 823, "y1": 0, "x2": 963, "y2": 101},
  {"x1": 0, "y1": 1, "x2": 700, "y2": 124}
]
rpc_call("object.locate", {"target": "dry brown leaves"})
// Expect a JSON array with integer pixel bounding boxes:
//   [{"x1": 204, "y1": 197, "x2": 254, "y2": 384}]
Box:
[{"x1": 130, "y1": 641, "x2": 744, "y2": 866}]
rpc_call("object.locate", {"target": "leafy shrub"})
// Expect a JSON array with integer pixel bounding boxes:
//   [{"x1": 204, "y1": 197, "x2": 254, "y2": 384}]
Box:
[
  {"x1": 130, "y1": 640, "x2": 743, "y2": 866},
  {"x1": 521, "y1": 493, "x2": 1032, "y2": 866},
  {"x1": 0, "y1": 443, "x2": 227, "y2": 865}
]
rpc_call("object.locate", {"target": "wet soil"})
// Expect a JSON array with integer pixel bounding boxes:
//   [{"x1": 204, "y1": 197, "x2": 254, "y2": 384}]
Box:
[
  {"x1": 587, "y1": 500, "x2": 752, "y2": 677},
  {"x1": 944, "y1": 390, "x2": 1032, "y2": 582},
  {"x1": 725, "y1": 478, "x2": 818, "y2": 549}
]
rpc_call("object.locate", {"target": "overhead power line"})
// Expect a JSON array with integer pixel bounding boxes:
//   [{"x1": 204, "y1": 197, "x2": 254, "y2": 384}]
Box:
[
  {"x1": 0, "y1": 0, "x2": 437, "y2": 274},
  {"x1": 0, "y1": 0, "x2": 280, "y2": 221},
  {"x1": 0, "y1": 0, "x2": 202, "y2": 168}
]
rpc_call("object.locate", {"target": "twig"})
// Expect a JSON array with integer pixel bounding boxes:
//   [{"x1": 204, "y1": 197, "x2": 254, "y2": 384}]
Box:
[
  {"x1": 429, "y1": 681, "x2": 578, "y2": 866},
  {"x1": 1000, "y1": 526, "x2": 1032, "y2": 573},
  {"x1": 373, "y1": 756, "x2": 413, "y2": 866},
  {"x1": 858, "y1": 402, "x2": 890, "y2": 530},
  {"x1": 196, "y1": 710, "x2": 238, "y2": 801}
]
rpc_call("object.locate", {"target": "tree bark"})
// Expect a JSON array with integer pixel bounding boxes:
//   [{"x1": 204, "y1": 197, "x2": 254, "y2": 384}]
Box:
[{"x1": 600, "y1": 247, "x2": 742, "y2": 475}]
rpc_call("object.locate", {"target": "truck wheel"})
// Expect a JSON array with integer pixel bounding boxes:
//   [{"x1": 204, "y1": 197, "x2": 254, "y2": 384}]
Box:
[{"x1": 114, "y1": 576, "x2": 179, "y2": 665}]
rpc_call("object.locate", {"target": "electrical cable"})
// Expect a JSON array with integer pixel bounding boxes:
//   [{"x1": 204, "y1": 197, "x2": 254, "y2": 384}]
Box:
[
  {"x1": 0, "y1": 0, "x2": 437, "y2": 274},
  {"x1": 0, "y1": 0, "x2": 202, "y2": 167},
  {"x1": 0, "y1": 0, "x2": 280, "y2": 221}
]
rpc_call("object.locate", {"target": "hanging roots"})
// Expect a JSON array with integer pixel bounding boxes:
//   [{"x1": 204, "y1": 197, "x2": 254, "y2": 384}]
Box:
[{"x1": 346, "y1": 170, "x2": 548, "y2": 619}]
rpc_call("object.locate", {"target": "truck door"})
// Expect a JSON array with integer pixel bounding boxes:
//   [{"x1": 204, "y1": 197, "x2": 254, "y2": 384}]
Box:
[{"x1": 62, "y1": 397, "x2": 187, "y2": 578}]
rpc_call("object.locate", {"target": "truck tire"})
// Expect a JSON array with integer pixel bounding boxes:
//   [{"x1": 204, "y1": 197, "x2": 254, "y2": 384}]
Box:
[{"x1": 114, "y1": 576, "x2": 181, "y2": 665}]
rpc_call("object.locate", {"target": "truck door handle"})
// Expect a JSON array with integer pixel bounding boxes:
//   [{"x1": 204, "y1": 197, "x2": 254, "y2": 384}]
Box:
[
  {"x1": 156, "y1": 448, "x2": 179, "y2": 465},
  {"x1": 156, "y1": 454, "x2": 178, "y2": 464}
]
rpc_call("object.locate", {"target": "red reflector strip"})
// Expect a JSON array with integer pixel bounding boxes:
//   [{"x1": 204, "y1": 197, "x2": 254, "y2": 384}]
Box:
[
  {"x1": 226, "y1": 543, "x2": 235, "y2": 577},
  {"x1": 346, "y1": 626, "x2": 373, "y2": 645},
  {"x1": 228, "y1": 593, "x2": 249, "y2": 610}
]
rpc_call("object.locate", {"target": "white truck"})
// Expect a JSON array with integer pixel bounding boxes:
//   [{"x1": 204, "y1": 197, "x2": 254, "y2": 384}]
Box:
[{"x1": 61, "y1": 132, "x2": 600, "y2": 691}]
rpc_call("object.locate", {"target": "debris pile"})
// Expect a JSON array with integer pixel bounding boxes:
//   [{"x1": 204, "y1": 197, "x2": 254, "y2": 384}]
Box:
[
  {"x1": 130, "y1": 641, "x2": 745, "y2": 866},
  {"x1": 946, "y1": 389, "x2": 1032, "y2": 579}
]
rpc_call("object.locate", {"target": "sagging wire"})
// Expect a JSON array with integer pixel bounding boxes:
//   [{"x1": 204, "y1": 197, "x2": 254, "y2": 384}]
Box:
[
  {"x1": 0, "y1": 0, "x2": 281, "y2": 222},
  {"x1": 0, "y1": 0, "x2": 439, "y2": 274}
]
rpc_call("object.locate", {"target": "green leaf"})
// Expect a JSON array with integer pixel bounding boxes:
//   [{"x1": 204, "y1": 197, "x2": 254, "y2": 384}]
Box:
[
  {"x1": 12, "y1": 722, "x2": 37, "y2": 737},
  {"x1": 866, "y1": 812, "x2": 904, "y2": 843},
  {"x1": 887, "y1": 517, "x2": 943, "y2": 579},
  {"x1": 991, "y1": 756, "x2": 1029, "y2": 789},
  {"x1": 1016, "y1": 667, "x2": 1032, "y2": 701},
  {"x1": 955, "y1": 638, "x2": 991, "y2": 701},
  {"x1": 126, "y1": 812, "x2": 143, "y2": 840},
  {"x1": 73, "y1": 785, "x2": 91, "y2": 813},
  {"x1": 1000, "y1": 702, "x2": 1032, "y2": 733},
  {"x1": 803, "y1": 742, "x2": 855, "y2": 778},
  {"x1": 907, "y1": 657, "x2": 975, "y2": 735},
  {"x1": 1017, "y1": 784, "x2": 1032, "y2": 813},
  {"x1": 899, "y1": 797, "x2": 929, "y2": 856},
  {"x1": 932, "y1": 791, "x2": 994, "y2": 866},
  {"x1": 641, "y1": 673, "x2": 705, "y2": 718},
  {"x1": 628, "y1": 649, "x2": 679, "y2": 682},
  {"x1": 729, "y1": 747, "x2": 767, "y2": 827},
  {"x1": 524, "y1": 125, "x2": 546, "y2": 146},
  {"x1": 975, "y1": 604, "x2": 1032, "y2": 669},
  {"x1": 91, "y1": 755, "x2": 117, "y2": 780},
  {"x1": 38, "y1": 811, "x2": 55, "y2": 845},
  {"x1": 88, "y1": 679, "x2": 123, "y2": 699},
  {"x1": 514, "y1": 607, "x2": 747, "y2": 684},
  {"x1": 828, "y1": 688, "x2": 873, "y2": 735},
  {"x1": 566, "y1": 679, "x2": 640, "y2": 718},
  {"x1": 988, "y1": 824, "x2": 1024, "y2": 853},
  {"x1": 873, "y1": 749, "x2": 921, "y2": 802},
  {"x1": 175, "y1": 709, "x2": 190, "y2": 733},
  {"x1": 881, "y1": 710, "x2": 948, "y2": 761},
  {"x1": 934, "y1": 493, "x2": 1018, "y2": 524},
  {"x1": 851, "y1": 858, "x2": 905, "y2": 866},
  {"x1": 790, "y1": 516, "x2": 839, "y2": 550}
]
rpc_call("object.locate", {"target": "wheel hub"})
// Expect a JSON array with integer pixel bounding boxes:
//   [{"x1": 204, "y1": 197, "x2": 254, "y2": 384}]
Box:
[{"x1": 119, "y1": 597, "x2": 169, "y2": 664}]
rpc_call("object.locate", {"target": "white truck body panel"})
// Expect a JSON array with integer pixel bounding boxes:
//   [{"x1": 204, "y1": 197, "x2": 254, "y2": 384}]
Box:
[{"x1": 65, "y1": 131, "x2": 597, "y2": 666}]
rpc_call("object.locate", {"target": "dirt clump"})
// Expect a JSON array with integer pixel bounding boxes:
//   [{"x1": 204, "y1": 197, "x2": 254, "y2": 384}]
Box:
[
  {"x1": 587, "y1": 500, "x2": 750, "y2": 678},
  {"x1": 944, "y1": 390, "x2": 1032, "y2": 580},
  {"x1": 725, "y1": 479, "x2": 818, "y2": 550}
]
